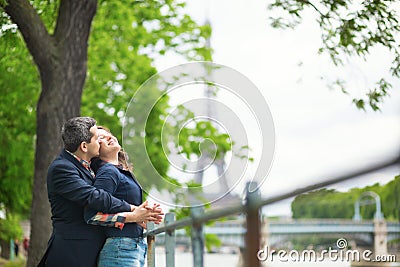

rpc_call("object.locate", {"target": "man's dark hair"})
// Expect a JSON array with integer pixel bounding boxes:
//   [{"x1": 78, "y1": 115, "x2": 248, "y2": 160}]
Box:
[{"x1": 62, "y1": 117, "x2": 96, "y2": 152}]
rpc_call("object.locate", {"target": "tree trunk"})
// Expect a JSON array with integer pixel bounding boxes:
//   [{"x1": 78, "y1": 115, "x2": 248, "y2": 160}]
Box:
[
  {"x1": 0, "y1": 239, "x2": 10, "y2": 259},
  {"x1": 28, "y1": 65, "x2": 83, "y2": 267},
  {"x1": 4, "y1": 1, "x2": 97, "y2": 266}
]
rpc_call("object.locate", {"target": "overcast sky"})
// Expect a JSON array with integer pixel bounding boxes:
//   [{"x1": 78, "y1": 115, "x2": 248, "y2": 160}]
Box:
[{"x1": 152, "y1": 0, "x2": 400, "y2": 215}]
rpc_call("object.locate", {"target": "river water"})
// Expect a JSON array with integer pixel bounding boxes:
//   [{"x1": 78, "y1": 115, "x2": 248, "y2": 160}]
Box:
[{"x1": 154, "y1": 251, "x2": 354, "y2": 267}]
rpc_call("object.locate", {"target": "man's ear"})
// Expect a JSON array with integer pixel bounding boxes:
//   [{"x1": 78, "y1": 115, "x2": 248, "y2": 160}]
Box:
[{"x1": 80, "y1": 142, "x2": 88, "y2": 153}]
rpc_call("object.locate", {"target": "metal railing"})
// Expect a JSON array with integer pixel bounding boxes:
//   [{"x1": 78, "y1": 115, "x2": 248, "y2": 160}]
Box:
[{"x1": 144, "y1": 156, "x2": 400, "y2": 267}]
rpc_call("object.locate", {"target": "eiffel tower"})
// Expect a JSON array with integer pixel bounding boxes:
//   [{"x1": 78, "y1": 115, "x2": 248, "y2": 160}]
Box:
[{"x1": 192, "y1": 19, "x2": 238, "y2": 207}]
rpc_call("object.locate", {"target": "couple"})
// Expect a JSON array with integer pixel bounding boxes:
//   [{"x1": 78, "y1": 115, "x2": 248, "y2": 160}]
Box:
[{"x1": 40, "y1": 117, "x2": 163, "y2": 267}]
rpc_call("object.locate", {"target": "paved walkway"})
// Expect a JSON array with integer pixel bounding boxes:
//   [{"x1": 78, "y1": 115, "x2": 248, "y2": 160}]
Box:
[{"x1": 0, "y1": 257, "x2": 26, "y2": 267}]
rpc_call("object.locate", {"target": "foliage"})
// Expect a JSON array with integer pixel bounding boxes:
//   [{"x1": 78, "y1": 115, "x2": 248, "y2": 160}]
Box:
[
  {"x1": 0, "y1": 213, "x2": 23, "y2": 242},
  {"x1": 82, "y1": 0, "x2": 212, "y2": 131},
  {"x1": 168, "y1": 187, "x2": 224, "y2": 252},
  {"x1": 0, "y1": 0, "x2": 227, "y2": 256},
  {"x1": 381, "y1": 175, "x2": 400, "y2": 221},
  {"x1": 291, "y1": 176, "x2": 400, "y2": 221},
  {"x1": 0, "y1": 1, "x2": 213, "y2": 195},
  {"x1": 292, "y1": 188, "x2": 355, "y2": 219},
  {"x1": 268, "y1": 0, "x2": 400, "y2": 111},
  {"x1": 0, "y1": 25, "x2": 37, "y2": 221},
  {"x1": 79, "y1": 0, "x2": 218, "y2": 191},
  {"x1": 178, "y1": 120, "x2": 232, "y2": 160},
  {"x1": 0, "y1": 0, "x2": 223, "y2": 266},
  {"x1": 2, "y1": 258, "x2": 26, "y2": 267}
]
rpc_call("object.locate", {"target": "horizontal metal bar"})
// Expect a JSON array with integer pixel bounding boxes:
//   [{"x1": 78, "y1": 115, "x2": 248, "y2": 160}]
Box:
[
  {"x1": 144, "y1": 203, "x2": 244, "y2": 237},
  {"x1": 144, "y1": 155, "x2": 399, "y2": 237}
]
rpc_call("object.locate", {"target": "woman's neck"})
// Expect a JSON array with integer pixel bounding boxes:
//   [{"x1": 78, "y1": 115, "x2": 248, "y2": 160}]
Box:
[{"x1": 99, "y1": 154, "x2": 119, "y2": 165}]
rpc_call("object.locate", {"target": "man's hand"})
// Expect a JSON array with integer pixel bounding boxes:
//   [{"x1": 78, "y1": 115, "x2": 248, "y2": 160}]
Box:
[{"x1": 137, "y1": 221, "x2": 147, "y2": 229}]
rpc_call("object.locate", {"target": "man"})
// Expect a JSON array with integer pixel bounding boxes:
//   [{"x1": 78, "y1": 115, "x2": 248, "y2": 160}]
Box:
[{"x1": 40, "y1": 117, "x2": 161, "y2": 267}]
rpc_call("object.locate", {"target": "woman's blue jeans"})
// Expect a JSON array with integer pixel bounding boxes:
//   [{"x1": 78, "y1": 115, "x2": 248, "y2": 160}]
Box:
[{"x1": 98, "y1": 237, "x2": 147, "y2": 267}]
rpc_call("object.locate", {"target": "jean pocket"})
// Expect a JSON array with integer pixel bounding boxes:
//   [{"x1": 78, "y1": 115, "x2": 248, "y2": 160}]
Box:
[{"x1": 118, "y1": 238, "x2": 139, "y2": 251}]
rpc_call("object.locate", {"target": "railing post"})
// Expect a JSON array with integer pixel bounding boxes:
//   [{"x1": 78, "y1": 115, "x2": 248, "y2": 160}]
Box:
[
  {"x1": 10, "y1": 239, "x2": 15, "y2": 261},
  {"x1": 190, "y1": 206, "x2": 204, "y2": 267},
  {"x1": 164, "y1": 213, "x2": 176, "y2": 267},
  {"x1": 147, "y1": 221, "x2": 156, "y2": 267},
  {"x1": 245, "y1": 182, "x2": 261, "y2": 267}
]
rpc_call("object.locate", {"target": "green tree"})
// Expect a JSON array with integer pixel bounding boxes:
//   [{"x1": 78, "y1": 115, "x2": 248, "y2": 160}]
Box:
[
  {"x1": 291, "y1": 177, "x2": 400, "y2": 221},
  {"x1": 0, "y1": 214, "x2": 24, "y2": 259},
  {"x1": 380, "y1": 176, "x2": 400, "y2": 221},
  {"x1": 0, "y1": 26, "x2": 38, "y2": 259},
  {"x1": 0, "y1": 1, "x2": 213, "y2": 266},
  {"x1": 81, "y1": 1, "x2": 213, "y2": 191},
  {"x1": 268, "y1": 0, "x2": 400, "y2": 111}
]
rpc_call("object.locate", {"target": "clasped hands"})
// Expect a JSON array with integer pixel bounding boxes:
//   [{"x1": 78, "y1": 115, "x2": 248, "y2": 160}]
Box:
[{"x1": 122, "y1": 200, "x2": 164, "y2": 228}]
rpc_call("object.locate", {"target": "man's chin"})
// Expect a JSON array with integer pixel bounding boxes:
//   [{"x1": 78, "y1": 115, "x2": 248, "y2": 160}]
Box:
[{"x1": 90, "y1": 152, "x2": 100, "y2": 159}]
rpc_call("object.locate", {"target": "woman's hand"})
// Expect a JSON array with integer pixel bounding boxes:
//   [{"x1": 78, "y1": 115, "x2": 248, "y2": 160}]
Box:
[
  {"x1": 122, "y1": 201, "x2": 164, "y2": 224},
  {"x1": 137, "y1": 202, "x2": 164, "y2": 228},
  {"x1": 146, "y1": 203, "x2": 163, "y2": 224}
]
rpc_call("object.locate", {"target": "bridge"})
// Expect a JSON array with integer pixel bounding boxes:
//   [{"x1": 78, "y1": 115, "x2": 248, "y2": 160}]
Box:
[{"x1": 157, "y1": 218, "x2": 400, "y2": 255}]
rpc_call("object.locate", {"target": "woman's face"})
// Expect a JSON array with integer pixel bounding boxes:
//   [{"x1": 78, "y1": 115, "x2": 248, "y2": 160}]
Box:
[{"x1": 98, "y1": 128, "x2": 121, "y2": 157}]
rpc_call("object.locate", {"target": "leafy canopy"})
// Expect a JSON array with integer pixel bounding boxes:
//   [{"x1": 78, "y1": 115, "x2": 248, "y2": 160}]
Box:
[
  {"x1": 291, "y1": 176, "x2": 400, "y2": 221},
  {"x1": 0, "y1": 0, "x2": 227, "y2": 211},
  {"x1": 268, "y1": 0, "x2": 400, "y2": 111}
]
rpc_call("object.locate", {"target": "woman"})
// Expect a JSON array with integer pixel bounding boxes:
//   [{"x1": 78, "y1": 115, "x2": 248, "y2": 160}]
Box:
[{"x1": 85, "y1": 126, "x2": 162, "y2": 267}]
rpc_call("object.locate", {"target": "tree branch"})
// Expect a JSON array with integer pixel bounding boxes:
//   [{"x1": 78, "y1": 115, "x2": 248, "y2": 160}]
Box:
[
  {"x1": 301, "y1": 0, "x2": 326, "y2": 18},
  {"x1": 3, "y1": 0, "x2": 54, "y2": 69}
]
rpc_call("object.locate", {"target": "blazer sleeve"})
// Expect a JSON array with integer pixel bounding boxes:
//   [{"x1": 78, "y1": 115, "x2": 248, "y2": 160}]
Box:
[
  {"x1": 49, "y1": 162, "x2": 131, "y2": 213},
  {"x1": 91, "y1": 165, "x2": 120, "y2": 194},
  {"x1": 83, "y1": 165, "x2": 128, "y2": 228}
]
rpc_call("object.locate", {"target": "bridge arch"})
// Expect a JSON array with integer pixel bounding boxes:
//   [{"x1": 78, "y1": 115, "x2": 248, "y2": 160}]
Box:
[{"x1": 353, "y1": 191, "x2": 384, "y2": 221}]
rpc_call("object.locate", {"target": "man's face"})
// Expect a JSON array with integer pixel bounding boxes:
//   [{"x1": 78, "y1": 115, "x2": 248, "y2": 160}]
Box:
[{"x1": 86, "y1": 126, "x2": 100, "y2": 158}]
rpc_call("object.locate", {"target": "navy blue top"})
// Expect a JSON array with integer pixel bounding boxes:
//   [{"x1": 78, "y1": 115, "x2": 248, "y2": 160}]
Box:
[{"x1": 85, "y1": 161, "x2": 143, "y2": 238}]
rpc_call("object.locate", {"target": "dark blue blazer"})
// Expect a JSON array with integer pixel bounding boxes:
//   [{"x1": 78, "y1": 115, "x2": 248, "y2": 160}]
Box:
[{"x1": 40, "y1": 150, "x2": 131, "y2": 267}]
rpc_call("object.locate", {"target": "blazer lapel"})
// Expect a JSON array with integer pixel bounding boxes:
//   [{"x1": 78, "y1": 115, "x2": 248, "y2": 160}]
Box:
[{"x1": 61, "y1": 150, "x2": 95, "y2": 182}]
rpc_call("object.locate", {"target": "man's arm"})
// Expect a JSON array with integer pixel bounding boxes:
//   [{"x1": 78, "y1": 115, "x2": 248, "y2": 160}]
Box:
[
  {"x1": 49, "y1": 162, "x2": 131, "y2": 213},
  {"x1": 83, "y1": 165, "x2": 129, "y2": 229},
  {"x1": 84, "y1": 166, "x2": 163, "y2": 229},
  {"x1": 86, "y1": 202, "x2": 163, "y2": 229},
  {"x1": 85, "y1": 211, "x2": 127, "y2": 230}
]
